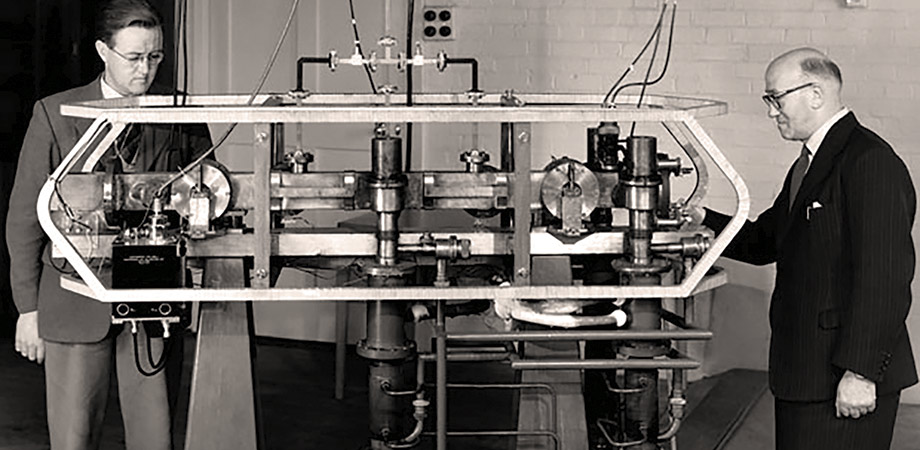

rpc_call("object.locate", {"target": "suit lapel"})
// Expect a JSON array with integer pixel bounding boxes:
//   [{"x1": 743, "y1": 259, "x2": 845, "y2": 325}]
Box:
[{"x1": 777, "y1": 112, "x2": 857, "y2": 244}]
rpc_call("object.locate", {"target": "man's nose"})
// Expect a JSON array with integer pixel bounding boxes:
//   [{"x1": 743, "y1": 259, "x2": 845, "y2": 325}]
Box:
[
  {"x1": 136, "y1": 60, "x2": 150, "y2": 76},
  {"x1": 767, "y1": 103, "x2": 780, "y2": 118}
]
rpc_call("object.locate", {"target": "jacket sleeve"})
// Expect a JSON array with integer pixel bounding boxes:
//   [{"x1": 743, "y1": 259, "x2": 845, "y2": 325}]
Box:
[
  {"x1": 703, "y1": 205, "x2": 779, "y2": 266},
  {"x1": 5, "y1": 100, "x2": 56, "y2": 314},
  {"x1": 832, "y1": 147, "x2": 916, "y2": 382},
  {"x1": 185, "y1": 123, "x2": 214, "y2": 162}
]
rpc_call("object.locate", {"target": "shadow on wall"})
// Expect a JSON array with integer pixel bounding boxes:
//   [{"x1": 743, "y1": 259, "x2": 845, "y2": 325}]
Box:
[{"x1": 703, "y1": 282, "x2": 771, "y2": 376}]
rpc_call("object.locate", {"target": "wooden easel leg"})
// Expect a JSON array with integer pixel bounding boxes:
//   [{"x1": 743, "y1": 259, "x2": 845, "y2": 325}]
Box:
[{"x1": 184, "y1": 259, "x2": 260, "y2": 450}]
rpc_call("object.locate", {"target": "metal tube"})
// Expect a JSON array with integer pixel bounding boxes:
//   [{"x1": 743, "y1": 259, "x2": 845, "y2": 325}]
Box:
[
  {"x1": 295, "y1": 56, "x2": 333, "y2": 92},
  {"x1": 447, "y1": 329, "x2": 712, "y2": 342},
  {"x1": 421, "y1": 430, "x2": 559, "y2": 449},
  {"x1": 377, "y1": 213, "x2": 399, "y2": 266},
  {"x1": 335, "y1": 301, "x2": 347, "y2": 400},
  {"x1": 626, "y1": 136, "x2": 658, "y2": 178},
  {"x1": 419, "y1": 351, "x2": 510, "y2": 362},
  {"x1": 511, "y1": 357, "x2": 699, "y2": 370},
  {"x1": 436, "y1": 301, "x2": 447, "y2": 450},
  {"x1": 365, "y1": 301, "x2": 404, "y2": 351},
  {"x1": 444, "y1": 57, "x2": 480, "y2": 92}
]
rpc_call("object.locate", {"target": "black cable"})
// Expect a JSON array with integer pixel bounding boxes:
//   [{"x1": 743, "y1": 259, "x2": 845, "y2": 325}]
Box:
[
  {"x1": 182, "y1": 0, "x2": 189, "y2": 106},
  {"x1": 405, "y1": 0, "x2": 415, "y2": 172},
  {"x1": 132, "y1": 326, "x2": 170, "y2": 377},
  {"x1": 601, "y1": 2, "x2": 668, "y2": 107},
  {"x1": 172, "y1": 0, "x2": 180, "y2": 107},
  {"x1": 629, "y1": 5, "x2": 666, "y2": 137},
  {"x1": 614, "y1": 3, "x2": 677, "y2": 110},
  {"x1": 154, "y1": 0, "x2": 301, "y2": 198},
  {"x1": 347, "y1": 0, "x2": 377, "y2": 94}
]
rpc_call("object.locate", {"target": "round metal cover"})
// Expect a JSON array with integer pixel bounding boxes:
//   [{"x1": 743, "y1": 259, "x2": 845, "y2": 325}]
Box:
[
  {"x1": 540, "y1": 157, "x2": 599, "y2": 219},
  {"x1": 170, "y1": 160, "x2": 232, "y2": 221}
]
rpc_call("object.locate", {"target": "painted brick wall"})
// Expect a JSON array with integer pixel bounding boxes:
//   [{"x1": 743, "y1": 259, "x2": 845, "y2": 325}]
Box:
[{"x1": 418, "y1": 0, "x2": 920, "y2": 402}]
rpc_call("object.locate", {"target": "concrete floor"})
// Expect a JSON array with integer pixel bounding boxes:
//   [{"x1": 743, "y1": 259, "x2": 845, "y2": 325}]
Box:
[
  {"x1": 0, "y1": 335, "x2": 918, "y2": 450},
  {"x1": 723, "y1": 388, "x2": 920, "y2": 450}
]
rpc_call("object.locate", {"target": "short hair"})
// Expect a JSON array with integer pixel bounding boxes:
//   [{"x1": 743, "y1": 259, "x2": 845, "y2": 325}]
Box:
[
  {"x1": 96, "y1": 0, "x2": 163, "y2": 46},
  {"x1": 800, "y1": 56, "x2": 843, "y2": 86}
]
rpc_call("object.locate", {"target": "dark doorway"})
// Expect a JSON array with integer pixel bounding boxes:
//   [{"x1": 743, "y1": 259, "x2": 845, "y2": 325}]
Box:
[{"x1": 0, "y1": 0, "x2": 177, "y2": 337}]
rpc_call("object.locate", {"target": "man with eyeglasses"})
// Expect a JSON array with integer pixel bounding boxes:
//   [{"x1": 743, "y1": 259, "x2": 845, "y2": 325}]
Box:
[
  {"x1": 691, "y1": 47, "x2": 916, "y2": 449},
  {"x1": 7, "y1": 1, "x2": 211, "y2": 448}
]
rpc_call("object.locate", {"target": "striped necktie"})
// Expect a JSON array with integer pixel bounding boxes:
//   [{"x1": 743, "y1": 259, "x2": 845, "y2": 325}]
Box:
[{"x1": 788, "y1": 145, "x2": 810, "y2": 210}]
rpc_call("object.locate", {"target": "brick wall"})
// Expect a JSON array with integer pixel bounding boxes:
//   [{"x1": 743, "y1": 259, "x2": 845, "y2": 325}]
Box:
[{"x1": 418, "y1": 0, "x2": 920, "y2": 402}]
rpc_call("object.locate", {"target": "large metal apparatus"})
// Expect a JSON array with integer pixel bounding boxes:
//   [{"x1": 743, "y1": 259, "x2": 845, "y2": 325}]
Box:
[{"x1": 40, "y1": 92, "x2": 748, "y2": 449}]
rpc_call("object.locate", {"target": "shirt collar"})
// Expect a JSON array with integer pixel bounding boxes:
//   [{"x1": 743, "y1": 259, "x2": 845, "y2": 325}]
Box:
[
  {"x1": 100, "y1": 75, "x2": 125, "y2": 100},
  {"x1": 804, "y1": 107, "x2": 850, "y2": 156}
]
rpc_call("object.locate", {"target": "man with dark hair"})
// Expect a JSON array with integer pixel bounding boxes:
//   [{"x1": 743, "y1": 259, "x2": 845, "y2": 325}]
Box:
[
  {"x1": 7, "y1": 0, "x2": 211, "y2": 448},
  {"x1": 694, "y1": 47, "x2": 917, "y2": 449}
]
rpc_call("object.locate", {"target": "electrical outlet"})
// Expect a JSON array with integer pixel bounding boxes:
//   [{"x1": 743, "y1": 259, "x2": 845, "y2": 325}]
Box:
[
  {"x1": 844, "y1": 0, "x2": 867, "y2": 8},
  {"x1": 422, "y1": 6, "x2": 454, "y2": 41}
]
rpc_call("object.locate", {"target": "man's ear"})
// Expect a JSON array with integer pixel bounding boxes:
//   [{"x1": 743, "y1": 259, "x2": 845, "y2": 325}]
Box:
[
  {"x1": 809, "y1": 84, "x2": 825, "y2": 110},
  {"x1": 94, "y1": 40, "x2": 108, "y2": 64}
]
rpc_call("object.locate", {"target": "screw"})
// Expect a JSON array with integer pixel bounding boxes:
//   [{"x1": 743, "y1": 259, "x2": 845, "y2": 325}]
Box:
[
  {"x1": 256, "y1": 132, "x2": 268, "y2": 143},
  {"x1": 255, "y1": 269, "x2": 268, "y2": 279},
  {"x1": 517, "y1": 131, "x2": 530, "y2": 143},
  {"x1": 516, "y1": 268, "x2": 529, "y2": 279}
]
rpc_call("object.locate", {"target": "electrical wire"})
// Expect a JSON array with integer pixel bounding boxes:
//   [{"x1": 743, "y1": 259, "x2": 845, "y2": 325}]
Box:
[
  {"x1": 347, "y1": 0, "x2": 377, "y2": 94},
  {"x1": 628, "y1": 3, "x2": 668, "y2": 137},
  {"x1": 132, "y1": 325, "x2": 171, "y2": 377},
  {"x1": 614, "y1": 2, "x2": 677, "y2": 113},
  {"x1": 601, "y1": 2, "x2": 669, "y2": 107},
  {"x1": 182, "y1": 0, "x2": 189, "y2": 106},
  {"x1": 154, "y1": 0, "x2": 302, "y2": 198},
  {"x1": 405, "y1": 0, "x2": 415, "y2": 172}
]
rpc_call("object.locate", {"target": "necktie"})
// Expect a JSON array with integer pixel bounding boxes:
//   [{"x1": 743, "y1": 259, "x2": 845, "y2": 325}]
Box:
[
  {"x1": 115, "y1": 124, "x2": 143, "y2": 172},
  {"x1": 788, "y1": 145, "x2": 810, "y2": 210}
]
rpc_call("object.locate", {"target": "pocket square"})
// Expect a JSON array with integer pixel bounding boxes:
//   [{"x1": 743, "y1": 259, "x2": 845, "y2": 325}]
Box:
[{"x1": 806, "y1": 201, "x2": 823, "y2": 220}]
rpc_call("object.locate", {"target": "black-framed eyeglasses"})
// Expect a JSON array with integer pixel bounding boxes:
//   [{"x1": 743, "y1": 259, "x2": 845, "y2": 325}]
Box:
[
  {"x1": 107, "y1": 45, "x2": 165, "y2": 67},
  {"x1": 762, "y1": 82, "x2": 816, "y2": 110}
]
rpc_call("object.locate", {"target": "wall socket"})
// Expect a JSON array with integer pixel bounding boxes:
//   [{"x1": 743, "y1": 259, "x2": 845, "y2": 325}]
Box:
[{"x1": 422, "y1": 6, "x2": 454, "y2": 41}]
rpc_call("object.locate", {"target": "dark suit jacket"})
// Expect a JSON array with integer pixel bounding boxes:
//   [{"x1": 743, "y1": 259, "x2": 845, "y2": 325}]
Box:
[
  {"x1": 704, "y1": 112, "x2": 918, "y2": 402},
  {"x1": 6, "y1": 76, "x2": 212, "y2": 343}
]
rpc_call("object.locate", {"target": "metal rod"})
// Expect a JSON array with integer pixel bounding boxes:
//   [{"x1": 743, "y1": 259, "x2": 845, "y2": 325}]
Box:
[
  {"x1": 335, "y1": 301, "x2": 347, "y2": 400},
  {"x1": 660, "y1": 308, "x2": 691, "y2": 329},
  {"x1": 419, "y1": 352, "x2": 510, "y2": 362},
  {"x1": 447, "y1": 329, "x2": 712, "y2": 342},
  {"x1": 421, "y1": 430, "x2": 559, "y2": 449},
  {"x1": 436, "y1": 300, "x2": 447, "y2": 450},
  {"x1": 511, "y1": 357, "x2": 699, "y2": 371}
]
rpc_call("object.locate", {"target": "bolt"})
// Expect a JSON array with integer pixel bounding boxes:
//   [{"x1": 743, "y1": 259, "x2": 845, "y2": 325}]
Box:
[
  {"x1": 517, "y1": 131, "x2": 530, "y2": 143},
  {"x1": 516, "y1": 267, "x2": 529, "y2": 279},
  {"x1": 255, "y1": 132, "x2": 268, "y2": 143},
  {"x1": 254, "y1": 269, "x2": 268, "y2": 279}
]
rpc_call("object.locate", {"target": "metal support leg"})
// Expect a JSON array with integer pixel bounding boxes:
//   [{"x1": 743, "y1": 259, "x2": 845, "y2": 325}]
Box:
[{"x1": 335, "y1": 300, "x2": 348, "y2": 400}]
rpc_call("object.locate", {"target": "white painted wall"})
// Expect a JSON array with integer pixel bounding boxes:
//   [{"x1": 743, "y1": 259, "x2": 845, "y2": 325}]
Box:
[{"x1": 188, "y1": 0, "x2": 920, "y2": 403}]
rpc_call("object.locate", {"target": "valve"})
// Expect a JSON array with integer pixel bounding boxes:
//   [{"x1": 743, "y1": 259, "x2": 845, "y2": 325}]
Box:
[{"x1": 460, "y1": 149, "x2": 490, "y2": 173}]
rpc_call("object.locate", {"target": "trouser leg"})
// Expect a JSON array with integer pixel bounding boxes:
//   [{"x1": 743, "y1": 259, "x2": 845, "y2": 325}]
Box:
[
  {"x1": 115, "y1": 324, "x2": 172, "y2": 450},
  {"x1": 44, "y1": 338, "x2": 113, "y2": 450},
  {"x1": 775, "y1": 392, "x2": 901, "y2": 450}
]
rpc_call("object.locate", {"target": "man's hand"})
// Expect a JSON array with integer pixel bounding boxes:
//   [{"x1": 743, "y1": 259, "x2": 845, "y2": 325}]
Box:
[
  {"x1": 14, "y1": 311, "x2": 44, "y2": 364},
  {"x1": 682, "y1": 204, "x2": 706, "y2": 228},
  {"x1": 836, "y1": 370, "x2": 876, "y2": 419}
]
